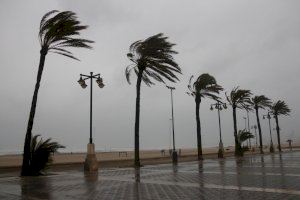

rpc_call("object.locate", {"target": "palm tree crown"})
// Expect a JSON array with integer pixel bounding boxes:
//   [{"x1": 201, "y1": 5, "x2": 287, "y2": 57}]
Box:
[
  {"x1": 126, "y1": 33, "x2": 181, "y2": 86},
  {"x1": 271, "y1": 100, "x2": 291, "y2": 116},
  {"x1": 39, "y1": 10, "x2": 94, "y2": 60},
  {"x1": 251, "y1": 95, "x2": 272, "y2": 109},
  {"x1": 187, "y1": 73, "x2": 223, "y2": 99},
  {"x1": 226, "y1": 87, "x2": 252, "y2": 110}
]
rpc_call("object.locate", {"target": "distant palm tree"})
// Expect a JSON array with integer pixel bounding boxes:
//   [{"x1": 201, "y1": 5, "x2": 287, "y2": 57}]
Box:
[
  {"x1": 187, "y1": 74, "x2": 223, "y2": 160},
  {"x1": 226, "y1": 87, "x2": 252, "y2": 156},
  {"x1": 270, "y1": 100, "x2": 291, "y2": 152},
  {"x1": 22, "y1": 10, "x2": 94, "y2": 176},
  {"x1": 126, "y1": 33, "x2": 181, "y2": 167},
  {"x1": 30, "y1": 135, "x2": 65, "y2": 175},
  {"x1": 237, "y1": 129, "x2": 254, "y2": 152},
  {"x1": 251, "y1": 95, "x2": 272, "y2": 154}
]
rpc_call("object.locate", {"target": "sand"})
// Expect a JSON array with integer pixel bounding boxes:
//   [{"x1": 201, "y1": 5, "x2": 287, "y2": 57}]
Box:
[{"x1": 0, "y1": 144, "x2": 297, "y2": 169}]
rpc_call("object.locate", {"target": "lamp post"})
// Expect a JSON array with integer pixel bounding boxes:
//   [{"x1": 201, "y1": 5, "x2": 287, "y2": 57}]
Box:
[
  {"x1": 263, "y1": 112, "x2": 274, "y2": 153},
  {"x1": 210, "y1": 101, "x2": 227, "y2": 158},
  {"x1": 243, "y1": 117, "x2": 248, "y2": 147},
  {"x1": 246, "y1": 111, "x2": 251, "y2": 148},
  {"x1": 78, "y1": 72, "x2": 104, "y2": 172},
  {"x1": 251, "y1": 125, "x2": 258, "y2": 148},
  {"x1": 166, "y1": 85, "x2": 177, "y2": 164}
]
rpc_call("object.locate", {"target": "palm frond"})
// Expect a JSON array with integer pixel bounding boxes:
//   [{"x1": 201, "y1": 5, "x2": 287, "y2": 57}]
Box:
[
  {"x1": 29, "y1": 135, "x2": 65, "y2": 175},
  {"x1": 270, "y1": 100, "x2": 291, "y2": 116},
  {"x1": 251, "y1": 95, "x2": 272, "y2": 110},
  {"x1": 187, "y1": 73, "x2": 223, "y2": 100},
  {"x1": 237, "y1": 130, "x2": 254, "y2": 144},
  {"x1": 226, "y1": 87, "x2": 252, "y2": 109},
  {"x1": 125, "y1": 33, "x2": 181, "y2": 86},
  {"x1": 39, "y1": 10, "x2": 94, "y2": 60}
]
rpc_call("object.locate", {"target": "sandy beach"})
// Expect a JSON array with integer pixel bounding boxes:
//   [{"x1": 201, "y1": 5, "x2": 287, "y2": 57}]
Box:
[{"x1": 0, "y1": 144, "x2": 298, "y2": 170}]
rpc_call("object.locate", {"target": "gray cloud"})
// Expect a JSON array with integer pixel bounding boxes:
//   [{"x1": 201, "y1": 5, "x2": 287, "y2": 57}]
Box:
[{"x1": 0, "y1": 0, "x2": 299, "y2": 154}]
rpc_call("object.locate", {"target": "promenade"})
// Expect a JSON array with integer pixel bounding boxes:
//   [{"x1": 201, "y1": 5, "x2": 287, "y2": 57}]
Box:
[{"x1": 0, "y1": 151, "x2": 300, "y2": 199}]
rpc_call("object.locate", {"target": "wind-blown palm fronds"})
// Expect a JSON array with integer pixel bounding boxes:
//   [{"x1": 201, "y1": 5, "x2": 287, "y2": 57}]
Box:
[
  {"x1": 187, "y1": 73, "x2": 223, "y2": 160},
  {"x1": 270, "y1": 100, "x2": 291, "y2": 152},
  {"x1": 251, "y1": 95, "x2": 272, "y2": 154},
  {"x1": 126, "y1": 33, "x2": 181, "y2": 167},
  {"x1": 226, "y1": 87, "x2": 252, "y2": 156},
  {"x1": 22, "y1": 10, "x2": 93, "y2": 176},
  {"x1": 237, "y1": 130, "x2": 254, "y2": 144},
  {"x1": 30, "y1": 135, "x2": 65, "y2": 175},
  {"x1": 39, "y1": 10, "x2": 93, "y2": 60}
]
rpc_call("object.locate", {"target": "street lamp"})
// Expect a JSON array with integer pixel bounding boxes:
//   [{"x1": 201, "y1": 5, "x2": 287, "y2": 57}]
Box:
[
  {"x1": 210, "y1": 101, "x2": 227, "y2": 158},
  {"x1": 263, "y1": 112, "x2": 274, "y2": 153},
  {"x1": 251, "y1": 125, "x2": 258, "y2": 148},
  {"x1": 78, "y1": 72, "x2": 105, "y2": 172},
  {"x1": 166, "y1": 85, "x2": 177, "y2": 164}
]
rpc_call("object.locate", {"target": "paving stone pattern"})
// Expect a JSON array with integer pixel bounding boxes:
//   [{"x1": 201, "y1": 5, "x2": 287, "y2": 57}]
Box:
[{"x1": 0, "y1": 151, "x2": 300, "y2": 199}]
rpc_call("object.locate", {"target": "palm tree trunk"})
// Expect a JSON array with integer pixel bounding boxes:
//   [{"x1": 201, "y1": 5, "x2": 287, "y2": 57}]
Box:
[
  {"x1": 21, "y1": 49, "x2": 47, "y2": 176},
  {"x1": 195, "y1": 95, "x2": 203, "y2": 160},
  {"x1": 134, "y1": 71, "x2": 143, "y2": 167},
  {"x1": 255, "y1": 107, "x2": 264, "y2": 154},
  {"x1": 233, "y1": 106, "x2": 243, "y2": 156},
  {"x1": 275, "y1": 115, "x2": 282, "y2": 152}
]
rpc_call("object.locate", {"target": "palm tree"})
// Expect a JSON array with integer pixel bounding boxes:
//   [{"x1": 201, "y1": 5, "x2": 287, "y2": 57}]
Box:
[
  {"x1": 30, "y1": 135, "x2": 65, "y2": 175},
  {"x1": 251, "y1": 95, "x2": 272, "y2": 154},
  {"x1": 226, "y1": 87, "x2": 252, "y2": 156},
  {"x1": 22, "y1": 10, "x2": 94, "y2": 176},
  {"x1": 270, "y1": 100, "x2": 291, "y2": 152},
  {"x1": 187, "y1": 74, "x2": 223, "y2": 160},
  {"x1": 126, "y1": 33, "x2": 181, "y2": 167},
  {"x1": 237, "y1": 129, "x2": 254, "y2": 152}
]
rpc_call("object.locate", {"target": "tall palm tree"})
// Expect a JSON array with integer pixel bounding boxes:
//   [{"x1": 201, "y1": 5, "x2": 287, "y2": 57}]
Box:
[
  {"x1": 226, "y1": 87, "x2": 252, "y2": 156},
  {"x1": 22, "y1": 10, "x2": 94, "y2": 176},
  {"x1": 187, "y1": 73, "x2": 223, "y2": 160},
  {"x1": 126, "y1": 33, "x2": 181, "y2": 167},
  {"x1": 251, "y1": 95, "x2": 272, "y2": 154},
  {"x1": 270, "y1": 100, "x2": 291, "y2": 152}
]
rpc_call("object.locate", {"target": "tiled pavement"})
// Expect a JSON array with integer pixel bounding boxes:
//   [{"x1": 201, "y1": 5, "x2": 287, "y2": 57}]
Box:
[{"x1": 0, "y1": 151, "x2": 300, "y2": 199}]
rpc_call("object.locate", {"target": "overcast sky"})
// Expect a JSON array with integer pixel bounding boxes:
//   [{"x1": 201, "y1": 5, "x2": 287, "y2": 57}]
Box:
[{"x1": 0, "y1": 0, "x2": 299, "y2": 153}]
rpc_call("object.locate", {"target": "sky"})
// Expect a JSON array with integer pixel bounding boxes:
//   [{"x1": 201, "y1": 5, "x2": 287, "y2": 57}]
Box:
[{"x1": 0, "y1": 0, "x2": 299, "y2": 154}]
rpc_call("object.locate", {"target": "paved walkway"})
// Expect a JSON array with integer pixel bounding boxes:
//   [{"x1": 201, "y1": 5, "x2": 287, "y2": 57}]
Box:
[{"x1": 0, "y1": 151, "x2": 300, "y2": 199}]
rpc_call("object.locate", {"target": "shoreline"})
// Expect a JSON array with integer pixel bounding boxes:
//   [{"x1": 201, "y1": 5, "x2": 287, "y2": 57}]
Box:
[{"x1": 1, "y1": 145, "x2": 298, "y2": 171}]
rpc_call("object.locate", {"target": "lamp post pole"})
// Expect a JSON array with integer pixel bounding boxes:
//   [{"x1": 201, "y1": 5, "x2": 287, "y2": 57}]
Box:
[
  {"x1": 263, "y1": 112, "x2": 274, "y2": 153},
  {"x1": 78, "y1": 72, "x2": 104, "y2": 172},
  {"x1": 247, "y1": 111, "x2": 251, "y2": 148},
  {"x1": 251, "y1": 125, "x2": 258, "y2": 148},
  {"x1": 210, "y1": 101, "x2": 227, "y2": 158},
  {"x1": 90, "y1": 72, "x2": 93, "y2": 144},
  {"x1": 166, "y1": 85, "x2": 177, "y2": 164}
]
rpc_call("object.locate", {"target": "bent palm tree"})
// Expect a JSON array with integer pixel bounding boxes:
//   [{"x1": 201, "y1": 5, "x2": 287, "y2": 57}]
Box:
[
  {"x1": 226, "y1": 87, "x2": 252, "y2": 157},
  {"x1": 270, "y1": 100, "x2": 291, "y2": 152},
  {"x1": 251, "y1": 95, "x2": 272, "y2": 154},
  {"x1": 22, "y1": 10, "x2": 93, "y2": 176},
  {"x1": 187, "y1": 74, "x2": 223, "y2": 160},
  {"x1": 126, "y1": 33, "x2": 181, "y2": 167}
]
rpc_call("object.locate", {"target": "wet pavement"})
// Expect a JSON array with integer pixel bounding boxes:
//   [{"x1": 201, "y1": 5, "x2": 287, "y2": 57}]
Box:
[{"x1": 0, "y1": 151, "x2": 300, "y2": 199}]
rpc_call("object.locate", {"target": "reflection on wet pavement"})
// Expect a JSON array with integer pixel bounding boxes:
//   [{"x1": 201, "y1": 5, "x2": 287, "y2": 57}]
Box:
[{"x1": 0, "y1": 151, "x2": 300, "y2": 199}]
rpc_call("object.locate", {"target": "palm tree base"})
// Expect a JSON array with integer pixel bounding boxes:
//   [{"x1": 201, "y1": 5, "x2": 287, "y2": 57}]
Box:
[{"x1": 270, "y1": 145, "x2": 274, "y2": 153}]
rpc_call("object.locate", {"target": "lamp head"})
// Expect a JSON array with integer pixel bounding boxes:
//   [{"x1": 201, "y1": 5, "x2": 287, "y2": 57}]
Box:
[
  {"x1": 96, "y1": 77, "x2": 105, "y2": 88},
  {"x1": 78, "y1": 77, "x2": 87, "y2": 89}
]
